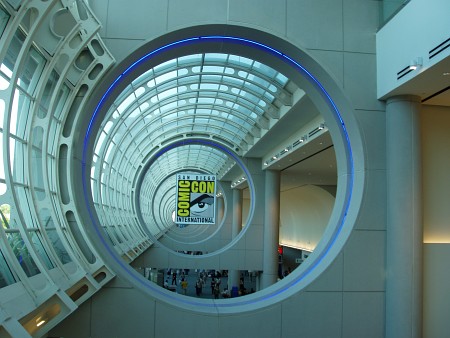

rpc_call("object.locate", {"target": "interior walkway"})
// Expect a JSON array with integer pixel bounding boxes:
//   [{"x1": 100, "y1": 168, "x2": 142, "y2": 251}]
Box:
[{"x1": 160, "y1": 270, "x2": 257, "y2": 299}]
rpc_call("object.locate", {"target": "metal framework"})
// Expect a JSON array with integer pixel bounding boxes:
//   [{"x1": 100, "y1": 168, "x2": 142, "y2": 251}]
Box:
[
  {"x1": 0, "y1": 1, "x2": 122, "y2": 336},
  {"x1": 91, "y1": 52, "x2": 296, "y2": 250}
]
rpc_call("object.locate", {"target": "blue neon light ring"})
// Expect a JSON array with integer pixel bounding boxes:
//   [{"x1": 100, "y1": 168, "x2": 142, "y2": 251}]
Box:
[{"x1": 82, "y1": 35, "x2": 354, "y2": 309}]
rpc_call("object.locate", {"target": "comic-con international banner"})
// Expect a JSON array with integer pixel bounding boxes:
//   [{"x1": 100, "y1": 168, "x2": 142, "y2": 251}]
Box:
[{"x1": 175, "y1": 173, "x2": 216, "y2": 224}]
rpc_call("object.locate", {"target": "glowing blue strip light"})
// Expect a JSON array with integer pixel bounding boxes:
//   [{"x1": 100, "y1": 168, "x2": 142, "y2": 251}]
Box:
[{"x1": 82, "y1": 35, "x2": 354, "y2": 309}]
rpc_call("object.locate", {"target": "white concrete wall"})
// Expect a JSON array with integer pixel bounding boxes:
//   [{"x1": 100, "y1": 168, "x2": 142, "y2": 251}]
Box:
[
  {"x1": 279, "y1": 185, "x2": 335, "y2": 251},
  {"x1": 421, "y1": 105, "x2": 450, "y2": 242},
  {"x1": 421, "y1": 105, "x2": 450, "y2": 338},
  {"x1": 50, "y1": 1, "x2": 385, "y2": 337}
]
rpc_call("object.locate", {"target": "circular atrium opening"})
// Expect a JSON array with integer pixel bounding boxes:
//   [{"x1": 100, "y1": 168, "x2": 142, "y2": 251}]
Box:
[{"x1": 78, "y1": 30, "x2": 357, "y2": 310}]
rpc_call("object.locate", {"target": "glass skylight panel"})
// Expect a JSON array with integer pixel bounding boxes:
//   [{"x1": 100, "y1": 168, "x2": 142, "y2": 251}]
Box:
[
  {"x1": 94, "y1": 131, "x2": 107, "y2": 155},
  {"x1": 116, "y1": 92, "x2": 136, "y2": 115},
  {"x1": 223, "y1": 122, "x2": 240, "y2": 135},
  {"x1": 156, "y1": 78, "x2": 179, "y2": 92},
  {"x1": 160, "y1": 101, "x2": 178, "y2": 113},
  {"x1": 153, "y1": 58, "x2": 177, "y2": 74},
  {"x1": 263, "y1": 91, "x2": 275, "y2": 102},
  {"x1": 204, "y1": 53, "x2": 228, "y2": 63},
  {"x1": 200, "y1": 74, "x2": 222, "y2": 84},
  {"x1": 147, "y1": 78, "x2": 156, "y2": 88},
  {"x1": 252, "y1": 60, "x2": 276, "y2": 78},
  {"x1": 187, "y1": 81, "x2": 199, "y2": 90},
  {"x1": 149, "y1": 93, "x2": 159, "y2": 104},
  {"x1": 132, "y1": 67, "x2": 154, "y2": 87},
  {"x1": 223, "y1": 67, "x2": 234, "y2": 75},
  {"x1": 139, "y1": 102, "x2": 150, "y2": 112},
  {"x1": 157, "y1": 87, "x2": 178, "y2": 101},
  {"x1": 178, "y1": 54, "x2": 202, "y2": 65},
  {"x1": 197, "y1": 97, "x2": 216, "y2": 105},
  {"x1": 238, "y1": 70, "x2": 248, "y2": 79},
  {"x1": 237, "y1": 89, "x2": 261, "y2": 105},
  {"x1": 229, "y1": 114, "x2": 251, "y2": 128},
  {"x1": 103, "y1": 120, "x2": 114, "y2": 134},
  {"x1": 275, "y1": 72, "x2": 288, "y2": 86},
  {"x1": 224, "y1": 79, "x2": 245, "y2": 91},
  {"x1": 105, "y1": 142, "x2": 115, "y2": 163},
  {"x1": 199, "y1": 83, "x2": 220, "y2": 91},
  {"x1": 247, "y1": 73, "x2": 268, "y2": 87},
  {"x1": 134, "y1": 86, "x2": 145, "y2": 98},
  {"x1": 236, "y1": 96, "x2": 257, "y2": 109},
  {"x1": 129, "y1": 106, "x2": 142, "y2": 118},
  {"x1": 246, "y1": 82, "x2": 266, "y2": 96},
  {"x1": 161, "y1": 120, "x2": 177, "y2": 132},
  {"x1": 254, "y1": 106, "x2": 264, "y2": 115},
  {"x1": 268, "y1": 83, "x2": 277, "y2": 93},
  {"x1": 191, "y1": 66, "x2": 201, "y2": 73},
  {"x1": 112, "y1": 110, "x2": 120, "y2": 119},
  {"x1": 93, "y1": 51, "x2": 296, "y2": 207},
  {"x1": 154, "y1": 70, "x2": 178, "y2": 85},
  {"x1": 203, "y1": 65, "x2": 224, "y2": 73},
  {"x1": 228, "y1": 54, "x2": 253, "y2": 67}
]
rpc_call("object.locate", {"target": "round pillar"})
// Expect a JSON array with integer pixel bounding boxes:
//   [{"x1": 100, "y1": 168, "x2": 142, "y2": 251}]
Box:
[
  {"x1": 261, "y1": 169, "x2": 280, "y2": 289},
  {"x1": 386, "y1": 95, "x2": 422, "y2": 338},
  {"x1": 228, "y1": 188, "x2": 243, "y2": 291}
]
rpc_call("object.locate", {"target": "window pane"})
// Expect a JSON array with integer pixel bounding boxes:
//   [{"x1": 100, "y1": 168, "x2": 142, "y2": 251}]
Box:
[
  {"x1": 0, "y1": 4, "x2": 10, "y2": 39},
  {"x1": 0, "y1": 129, "x2": 6, "y2": 195},
  {"x1": 19, "y1": 46, "x2": 45, "y2": 95},
  {"x1": 40, "y1": 69, "x2": 59, "y2": 114},
  {"x1": 10, "y1": 88, "x2": 31, "y2": 139},
  {"x1": 0, "y1": 248, "x2": 15, "y2": 288},
  {"x1": 31, "y1": 126, "x2": 45, "y2": 199},
  {"x1": 3, "y1": 28, "x2": 25, "y2": 71},
  {"x1": 0, "y1": 203, "x2": 10, "y2": 229},
  {"x1": 46, "y1": 228, "x2": 72, "y2": 264},
  {"x1": 53, "y1": 83, "x2": 70, "y2": 121},
  {"x1": 6, "y1": 231, "x2": 40, "y2": 277},
  {"x1": 30, "y1": 231, "x2": 54, "y2": 269}
]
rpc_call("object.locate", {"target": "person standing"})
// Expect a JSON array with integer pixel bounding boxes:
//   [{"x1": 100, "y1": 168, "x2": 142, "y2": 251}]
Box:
[
  {"x1": 195, "y1": 278, "x2": 202, "y2": 296},
  {"x1": 210, "y1": 278, "x2": 216, "y2": 295},
  {"x1": 172, "y1": 271, "x2": 177, "y2": 285},
  {"x1": 181, "y1": 278, "x2": 188, "y2": 295},
  {"x1": 213, "y1": 284, "x2": 220, "y2": 299}
]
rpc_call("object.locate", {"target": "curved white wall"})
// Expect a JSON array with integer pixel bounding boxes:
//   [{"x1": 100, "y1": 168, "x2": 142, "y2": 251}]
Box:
[{"x1": 280, "y1": 185, "x2": 335, "y2": 252}]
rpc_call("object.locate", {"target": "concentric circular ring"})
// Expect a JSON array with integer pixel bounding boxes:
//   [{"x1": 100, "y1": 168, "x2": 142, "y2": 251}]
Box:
[{"x1": 80, "y1": 33, "x2": 356, "y2": 312}]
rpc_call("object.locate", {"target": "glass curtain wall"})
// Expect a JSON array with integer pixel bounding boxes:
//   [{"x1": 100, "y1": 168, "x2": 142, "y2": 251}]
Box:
[{"x1": 0, "y1": 1, "x2": 118, "y2": 336}]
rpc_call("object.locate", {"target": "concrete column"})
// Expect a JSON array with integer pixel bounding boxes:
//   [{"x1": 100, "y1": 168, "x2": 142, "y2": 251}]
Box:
[
  {"x1": 261, "y1": 169, "x2": 280, "y2": 289},
  {"x1": 228, "y1": 188, "x2": 242, "y2": 291},
  {"x1": 386, "y1": 95, "x2": 422, "y2": 338},
  {"x1": 218, "y1": 181, "x2": 233, "y2": 241},
  {"x1": 216, "y1": 195, "x2": 224, "y2": 224},
  {"x1": 231, "y1": 188, "x2": 243, "y2": 238}
]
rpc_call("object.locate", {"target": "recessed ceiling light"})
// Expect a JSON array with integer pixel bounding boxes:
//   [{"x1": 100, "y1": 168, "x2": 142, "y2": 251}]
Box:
[{"x1": 443, "y1": 72, "x2": 450, "y2": 76}]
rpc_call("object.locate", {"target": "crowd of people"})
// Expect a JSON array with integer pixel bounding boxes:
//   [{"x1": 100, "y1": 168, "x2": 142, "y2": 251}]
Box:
[{"x1": 162, "y1": 269, "x2": 254, "y2": 299}]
